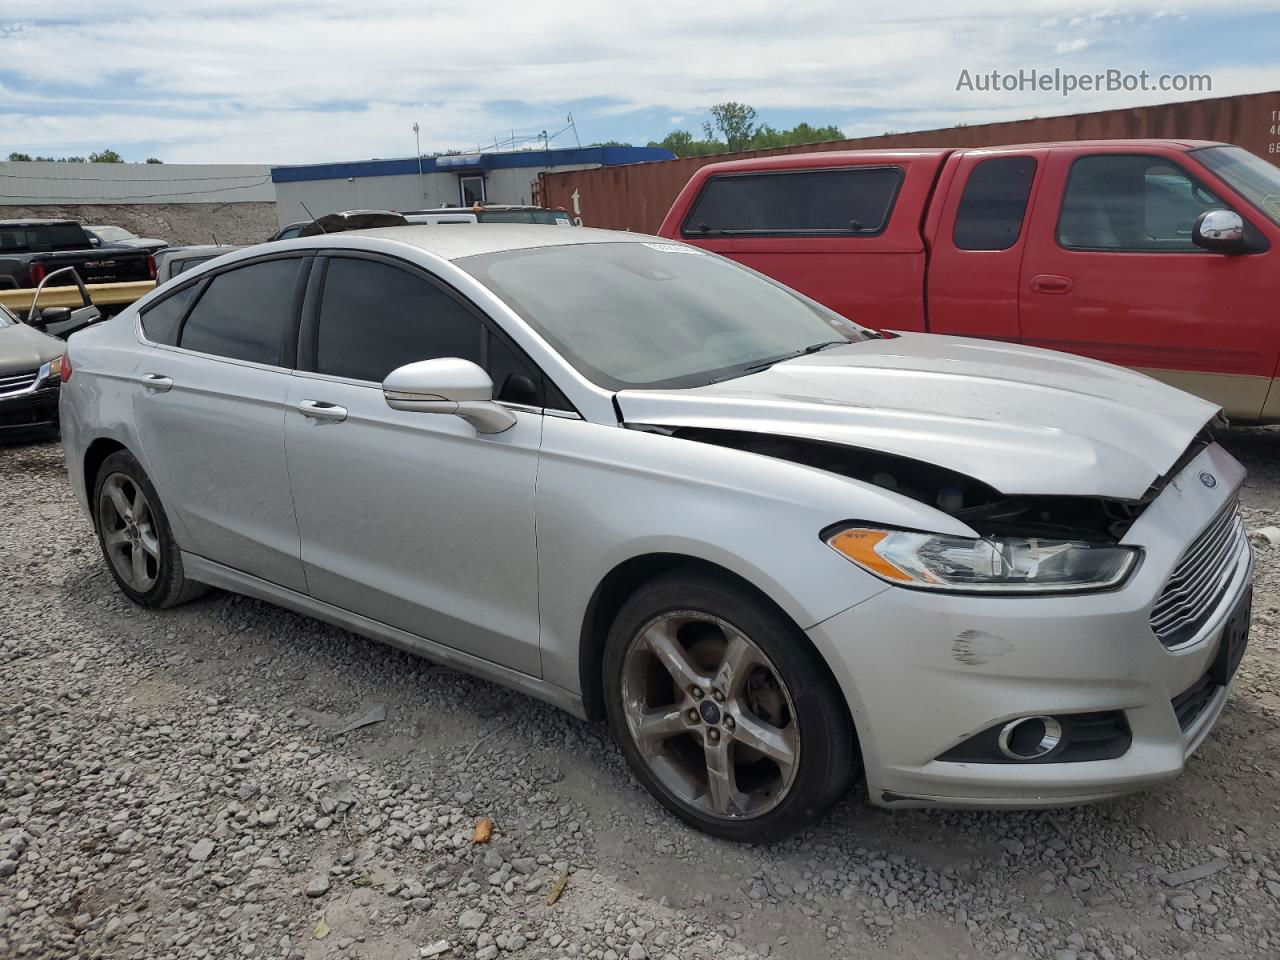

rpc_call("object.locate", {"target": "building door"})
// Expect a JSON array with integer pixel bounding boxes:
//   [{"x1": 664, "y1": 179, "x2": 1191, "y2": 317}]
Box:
[{"x1": 460, "y1": 175, "x2": 485, "y2": 205}]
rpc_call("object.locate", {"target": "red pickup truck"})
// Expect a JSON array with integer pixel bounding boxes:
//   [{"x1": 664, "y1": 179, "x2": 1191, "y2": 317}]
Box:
[{"x1": 658, "y1": 140, "x2": 1280, "y2": 423}]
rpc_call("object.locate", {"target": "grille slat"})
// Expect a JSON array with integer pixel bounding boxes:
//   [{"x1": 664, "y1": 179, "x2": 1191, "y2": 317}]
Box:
[
  {"x1": 1150, "y1": 498, "x2": 1244, "y2": 648},
  {"x1": 0, "y1": 368, "x2": 39, "y2": 393}
]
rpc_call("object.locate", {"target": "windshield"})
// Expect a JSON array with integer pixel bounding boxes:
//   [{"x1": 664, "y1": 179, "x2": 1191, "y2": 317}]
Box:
[
  {"x1": 1196, "y1": 146, "x2": 1280, "y2": 227},
  {"x1": 91, "y1": 226, "x2": 133, "y2": 242},
  {"x1": 458, "y1": 241, "x2": 868, "y2": 390}
]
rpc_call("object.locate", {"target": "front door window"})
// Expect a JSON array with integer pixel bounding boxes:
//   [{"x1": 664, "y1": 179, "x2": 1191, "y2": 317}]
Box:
[{"x1": 460, "y1": 175, "x2": 485, "y2": 205}]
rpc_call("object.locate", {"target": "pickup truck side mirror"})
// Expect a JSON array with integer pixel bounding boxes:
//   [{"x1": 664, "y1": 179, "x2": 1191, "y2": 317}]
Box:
[{"x1": 1192, "y1": 209, "x2": 1245, "y2": 253}]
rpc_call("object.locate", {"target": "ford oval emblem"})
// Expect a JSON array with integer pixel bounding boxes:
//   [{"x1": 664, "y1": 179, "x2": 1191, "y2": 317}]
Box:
[{"x1": 1199, "y1": 471, "x2": 1217, "y2": 489}]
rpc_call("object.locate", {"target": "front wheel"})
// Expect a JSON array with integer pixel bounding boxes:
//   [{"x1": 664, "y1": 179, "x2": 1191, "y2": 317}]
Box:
[{"x1": 603, "y1": 570, "x2": 858, "y2": 842}]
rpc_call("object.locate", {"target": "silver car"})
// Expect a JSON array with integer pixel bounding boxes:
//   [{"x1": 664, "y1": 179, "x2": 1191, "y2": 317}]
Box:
[{"x1": 59, "y1": 225, "x2": 1252, "y2": 841}]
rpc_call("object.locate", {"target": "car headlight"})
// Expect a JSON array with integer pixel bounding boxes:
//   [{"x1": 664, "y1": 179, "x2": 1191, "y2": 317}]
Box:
[{"x1": 825, "y1": 527, "x2": 1139, "y2": 593}]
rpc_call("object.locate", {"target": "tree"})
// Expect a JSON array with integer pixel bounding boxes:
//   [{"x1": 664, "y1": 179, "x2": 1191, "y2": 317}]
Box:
[
  {"x1": 146, "y1": 157, "x2": 163, "y2": 164},
  {"x1": 7, "y1": 152, "x2": 32, "y2": 162},
  {"x1": 646, "y1": 130, "x2": 725, "y2": 158},
  {"x1": 89, "y1": 149, "x2": 123, "y2": 163},
  {"x1": 588, "y1": 140, "x2": 633, "y2": 147},
  {"x1": 58, "y1": 156, "x2": 87, "y2": 163},
  {"x1": 704, "y1": 102, "x2": 758, "y2": 152}
]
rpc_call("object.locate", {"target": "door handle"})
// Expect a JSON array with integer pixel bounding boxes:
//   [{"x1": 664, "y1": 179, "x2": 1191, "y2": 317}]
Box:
[
  {"x1": 1030, "y1": 274, "x2": 1074, "y2": 294},
  {"x1": 140, "y1": 373, "x2": 173, "y2": 392},
  {"x1": 296, "y1": 399, "x2": 348, "y2": 423}
]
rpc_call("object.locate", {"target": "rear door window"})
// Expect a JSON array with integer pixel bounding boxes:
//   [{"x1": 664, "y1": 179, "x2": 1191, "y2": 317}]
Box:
[
  {"x1": 178, "y1": 258, "x2": 304, "y2": 365},
  {"x1": 953, "y1": 156, "x2": 1038, "y2": 250},
  {"x1": 682, "y1": 167, "x2": 903, "y2": 236}
]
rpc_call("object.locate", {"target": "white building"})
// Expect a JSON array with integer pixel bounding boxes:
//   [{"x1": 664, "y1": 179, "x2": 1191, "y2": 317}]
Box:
[{"x1": 270, "y1": 146, "x2": 672, "y2": 226}]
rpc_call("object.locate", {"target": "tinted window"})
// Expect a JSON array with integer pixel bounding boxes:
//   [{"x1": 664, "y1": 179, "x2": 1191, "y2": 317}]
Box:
[
  {"x1": 1058, "y1": 155, "x2": 1230, "y2": 252},
  {"x1": 0, "y1": 223, "x2": 90, "y2": 253},
  {"x1": 315, "y1": 258, "x2": 483, "y2": 383},
  {"x1": 682, "y1": 167, "x2": 903, "y2": 236},
  {"x1": 953, "y1": 156, "x2": 1037, "y2": 250},
  {"x1": 140, "y1": 284, "x2": 199, "y2": 345},
  {"x1": 179, "y1": 258, "x2": 303, "y2": 364}
]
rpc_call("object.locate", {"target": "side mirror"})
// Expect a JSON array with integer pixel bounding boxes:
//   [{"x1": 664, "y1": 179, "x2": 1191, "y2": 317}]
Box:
[
  {"x1": 89, "y1": 236, "x2": 101, "y2": 247},
  {"x1": 382, "y1": 358, "x2": 517, "y2": 434},
  {"x1": 1192, "y1": 209, "x2": 1245, "y2": 253},
  {"x1": 29, "y1": 306, "x2": 71, "y2": 329}
]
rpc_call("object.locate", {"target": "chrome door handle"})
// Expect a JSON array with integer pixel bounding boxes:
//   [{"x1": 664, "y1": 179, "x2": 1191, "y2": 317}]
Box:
[
  {"x1": 140, "y1": 373, "x2": 173, "y2": 392},
  {"x1": 296, "y1": 399, "x2": 348, "y2": 423}
]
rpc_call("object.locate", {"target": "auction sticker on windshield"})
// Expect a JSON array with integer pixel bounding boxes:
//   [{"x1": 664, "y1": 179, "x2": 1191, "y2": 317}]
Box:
[{"x1": 642, "y1": 242, "x2": 704, "y2": 255}]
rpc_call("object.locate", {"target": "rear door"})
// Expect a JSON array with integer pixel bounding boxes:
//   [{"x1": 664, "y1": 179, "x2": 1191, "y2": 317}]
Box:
[
  {"x1": 1019, "y1": 147, "x2": 1277, "y2": 419},
  {"x1": 130, "y1": 254, "x2": 310, "y2": 592},
  {"x1": 924, "y1": 149, "x2": 1045, "y2": 342}
]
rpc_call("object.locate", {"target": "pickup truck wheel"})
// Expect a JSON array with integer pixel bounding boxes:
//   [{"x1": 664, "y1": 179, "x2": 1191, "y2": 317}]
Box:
[
  {"x1": 603, "y1": 570, "x2": 859, "y2": 842},
  {"x1": 92, "y1": 450, "x2": 206, "y2": 609}
]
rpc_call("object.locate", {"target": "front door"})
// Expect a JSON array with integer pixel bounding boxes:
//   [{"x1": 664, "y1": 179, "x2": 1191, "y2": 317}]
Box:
[
  {"x1": 1019, "y1": 148, "x2": 1278, "y2": 420},
  {"x1": 130, "y1": 255, "x2": 310, "y2": 592},
  {"x1": 283, "y1": 254, "x2": 544, "y2": 675}
]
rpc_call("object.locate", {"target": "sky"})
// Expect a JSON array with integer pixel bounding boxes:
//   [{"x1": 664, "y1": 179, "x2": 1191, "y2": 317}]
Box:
[{"x1": 1, "y1": 1, "x2": 1279, "y2": 166}]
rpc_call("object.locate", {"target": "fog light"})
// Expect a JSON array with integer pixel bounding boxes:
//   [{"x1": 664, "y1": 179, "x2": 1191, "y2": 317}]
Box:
[{"x1": 997, "y1": 716, "x2": 1063, "y2": 760}]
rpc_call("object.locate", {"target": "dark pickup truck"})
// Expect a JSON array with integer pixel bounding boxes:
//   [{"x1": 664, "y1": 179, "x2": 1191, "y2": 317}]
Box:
[{"x1": 0, "y1": 219, "x2": 155, "y2": 290}]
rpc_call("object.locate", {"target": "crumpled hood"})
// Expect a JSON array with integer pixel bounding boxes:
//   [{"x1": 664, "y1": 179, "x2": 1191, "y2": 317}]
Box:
[
  {"x1": 616, "y1": 333, "x2": 1221, "y2": 500},
  {"x1": 0, "y1": 323, "x2": 64, "y2": 375}
]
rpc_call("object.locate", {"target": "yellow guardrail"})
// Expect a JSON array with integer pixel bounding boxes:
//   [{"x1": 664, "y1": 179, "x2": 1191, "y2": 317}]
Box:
[{"x1": 0, "y1": 280, "x2": 155, "y2": 314}]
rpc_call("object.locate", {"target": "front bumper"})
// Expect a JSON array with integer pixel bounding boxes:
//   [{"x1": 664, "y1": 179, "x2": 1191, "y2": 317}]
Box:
[
  {"x1": 0, "y1": 383, "x2": 59, "y2": 434},
  {"x1": 807, "y1": 442, "x2": 1252, "y2": 809}
]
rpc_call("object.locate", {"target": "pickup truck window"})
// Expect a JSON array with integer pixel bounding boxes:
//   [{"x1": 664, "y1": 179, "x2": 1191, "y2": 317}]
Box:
[
  {"x1": 1196, "y1": 145, "x2": 1280, "y2": 228},
  {"x1": 953, "y1": 156, "x2": 1037, "y2": 251},
  {"x1": 681, "y1": 167, "x2": 903, "y2": 237},
  {"x1": 0, "y1": 223, "x2": 90, "y2": 253},
  {"x1": 1058, "y1": 155, "x2": 1229, "y2": 253}
]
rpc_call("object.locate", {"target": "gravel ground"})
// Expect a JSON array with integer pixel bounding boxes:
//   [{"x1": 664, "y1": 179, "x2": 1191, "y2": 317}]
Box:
[
  {"x1": 0, "y1": 203, "x2": 279, "y2": 246},
  {"x1": 2, "y1": 429, "x2": 1279, "y2": 960}
]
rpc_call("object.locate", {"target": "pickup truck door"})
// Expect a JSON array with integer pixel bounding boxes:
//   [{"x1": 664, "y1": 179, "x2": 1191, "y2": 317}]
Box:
[
  {"x1": 924, "y1": 149, "x2": 1046, "y2": 342},
  {"x1": 1018, "y1": 147, "x2": 1279, "y2": 421}
]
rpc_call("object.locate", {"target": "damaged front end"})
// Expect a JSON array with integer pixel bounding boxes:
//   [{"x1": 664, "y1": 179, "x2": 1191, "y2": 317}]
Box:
[{"x1": 631, "y1": 424, "x2": 1218, "y2": 544}]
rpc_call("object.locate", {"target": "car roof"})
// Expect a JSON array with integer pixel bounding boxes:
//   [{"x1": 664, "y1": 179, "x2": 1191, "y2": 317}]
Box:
[{"x1": 285, "y1": 223, "x2": 659, "y2": 261}]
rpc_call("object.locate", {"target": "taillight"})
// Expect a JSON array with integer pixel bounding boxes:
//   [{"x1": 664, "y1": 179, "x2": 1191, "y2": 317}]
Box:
[
  {"x1": 147, "y1": 255, "x2": 157, "y2": 281},
  {"x1": 59, "y1": 353, "x2": 72, "y2": 383},
  {"x1": 29, "y1": 262, "x2": 45, "y2": 285}
]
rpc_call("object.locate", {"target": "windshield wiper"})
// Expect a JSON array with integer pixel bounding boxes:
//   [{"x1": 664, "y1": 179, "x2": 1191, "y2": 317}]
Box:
[{"x1": 713, "y1": 340, "x2": 851, "y2": 382}]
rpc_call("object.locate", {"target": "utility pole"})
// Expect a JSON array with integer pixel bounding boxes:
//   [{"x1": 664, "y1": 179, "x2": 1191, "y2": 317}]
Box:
[{"x1": 412, "y1": 122, "x2": 424, "y2": 205}]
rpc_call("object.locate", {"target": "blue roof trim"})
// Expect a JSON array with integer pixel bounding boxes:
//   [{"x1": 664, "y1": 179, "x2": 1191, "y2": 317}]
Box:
[{"x1": 272, "y1": 145, "x2": 674, "y2": 183}]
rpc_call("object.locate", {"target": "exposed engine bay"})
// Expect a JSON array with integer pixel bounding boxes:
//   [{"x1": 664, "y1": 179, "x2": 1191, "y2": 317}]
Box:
[{"x1": 645, "y1": 426, "x2": 1216, "y2": 543}]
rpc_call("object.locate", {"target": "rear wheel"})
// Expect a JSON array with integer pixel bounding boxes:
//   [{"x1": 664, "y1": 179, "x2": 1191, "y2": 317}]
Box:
[
  {"x1": 603, "y1": 570, "x2": 858, "y2": 842},
  {"x1": 92, "y1": 449, "x2": 206, "y2": 608}
]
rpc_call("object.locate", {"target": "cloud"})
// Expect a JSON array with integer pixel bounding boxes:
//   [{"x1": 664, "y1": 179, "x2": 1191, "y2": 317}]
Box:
[{"x1": 0, "y1": 0, "x2": 1276, "y2": 162}]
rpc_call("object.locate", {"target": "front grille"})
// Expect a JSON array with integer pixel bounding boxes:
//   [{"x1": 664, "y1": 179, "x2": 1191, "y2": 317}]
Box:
[
  {"x1": 1150, "y1": 498, "x2": 1245, "y2": 648},
  {"x1": 0, "y1": 368, "x2": 39, "y2": 395},
  {"x1": 1171, "y1": 671, "x2": 1219, "y2": 732}
]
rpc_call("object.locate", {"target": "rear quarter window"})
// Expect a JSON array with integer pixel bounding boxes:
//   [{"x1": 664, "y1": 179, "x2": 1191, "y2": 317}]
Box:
[
  {"x1": 681, "y1": 166, "x2": 903, "y2": 237},
  {"x1": 140, "y1": 284, "x2": 199, "y2": 345}
]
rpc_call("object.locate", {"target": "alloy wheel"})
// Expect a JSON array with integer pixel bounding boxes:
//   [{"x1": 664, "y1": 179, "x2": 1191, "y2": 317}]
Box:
[
  {"x1": 97, "y1": 472, "x2": 162, "y2": 592},
  {"x1": 620, "y1": 610, "x2": 800, "y2": 820}
]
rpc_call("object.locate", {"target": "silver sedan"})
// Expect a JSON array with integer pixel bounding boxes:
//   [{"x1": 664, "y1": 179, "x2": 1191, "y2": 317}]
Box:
[{"x1": 59, "y1": 225, "x2": 1252, "y2": 841}]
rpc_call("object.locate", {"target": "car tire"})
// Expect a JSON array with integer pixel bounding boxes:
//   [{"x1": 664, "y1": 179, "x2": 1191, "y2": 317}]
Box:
[
  {"x1": 603, "y1": 568, "x2": 859, "y2": 842},
  {"x1": 91, "y1": 449, "x2": 207, "y2": 609}
]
